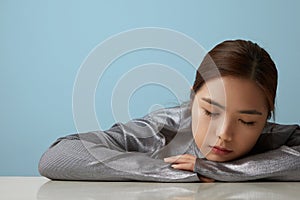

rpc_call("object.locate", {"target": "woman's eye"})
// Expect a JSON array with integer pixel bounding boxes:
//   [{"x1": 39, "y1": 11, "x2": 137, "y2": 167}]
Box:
[
  {"x1": 204, "y1": 109, "x2": 220, "y2": 117},
  {"x1": 239, "y1": 119, "x2": 256, "y2": 126}
]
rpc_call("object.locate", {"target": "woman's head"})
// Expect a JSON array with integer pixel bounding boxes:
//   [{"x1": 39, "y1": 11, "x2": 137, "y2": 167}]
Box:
[{"x1": 190, "y1": 39, "x2": 278, "y2": 162}]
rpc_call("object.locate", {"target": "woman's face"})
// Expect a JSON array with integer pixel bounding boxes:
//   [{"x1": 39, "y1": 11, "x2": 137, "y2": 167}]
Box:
[{"x1": 191, "y1": 76, "x2": 268, "y2": 162}]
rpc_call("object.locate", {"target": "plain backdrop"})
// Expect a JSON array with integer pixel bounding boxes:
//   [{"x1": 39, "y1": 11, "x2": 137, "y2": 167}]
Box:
[{"x1": 0, "y1": 0, "x2": 299, "y2": 176}]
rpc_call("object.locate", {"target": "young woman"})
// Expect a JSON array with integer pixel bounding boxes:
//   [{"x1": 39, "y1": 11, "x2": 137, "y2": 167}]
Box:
[{"x1": 39, "y1": 40, "x2": 300, "y2": 182}]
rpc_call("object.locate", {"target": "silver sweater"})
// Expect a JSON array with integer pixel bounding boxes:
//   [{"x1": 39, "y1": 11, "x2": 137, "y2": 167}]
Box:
[{"x1": 39, "y1": 102, "x2": 300, "y2": 182}]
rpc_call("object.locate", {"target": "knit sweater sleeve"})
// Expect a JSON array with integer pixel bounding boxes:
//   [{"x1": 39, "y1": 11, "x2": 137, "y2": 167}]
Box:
[{"x1": 39, "y1": 106, "x2": 199, "y2": 182}]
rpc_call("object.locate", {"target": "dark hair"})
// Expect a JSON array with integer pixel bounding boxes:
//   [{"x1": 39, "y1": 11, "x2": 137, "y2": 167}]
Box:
[{"x1": 191, "y1": 39, "x2": 278, "y2": 120}]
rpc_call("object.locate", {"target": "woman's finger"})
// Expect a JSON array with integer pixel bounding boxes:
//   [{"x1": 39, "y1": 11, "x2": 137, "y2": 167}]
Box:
[
  {"x1": 171, "y1": 163, "x2": 195, "y2": 171},
  {"x1": 199, "y1": 176, "x2": 215, "y2": 183},
  {"x1": 164, "y1": 154, "x2": 196, "y2": 163}
]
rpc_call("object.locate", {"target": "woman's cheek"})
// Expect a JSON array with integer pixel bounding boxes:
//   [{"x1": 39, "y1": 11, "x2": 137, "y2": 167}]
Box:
[
  {"x1": 234, "y1": 129, "x2": 261, "y2": 154},
  {"x1": 202, "y1": 120, "x2": 219, "y2": 148},
  {"x1": 192, "y1": 116, "x2": 207, "y2": 147},
  {"x1": 196, "y1": 118, "x2": 220, "y2": 156}
]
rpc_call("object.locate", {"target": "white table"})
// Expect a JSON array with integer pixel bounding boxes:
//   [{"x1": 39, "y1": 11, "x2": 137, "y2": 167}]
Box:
[{"x1": 1, "y1": 177, "x2": 300, "y2": 200}]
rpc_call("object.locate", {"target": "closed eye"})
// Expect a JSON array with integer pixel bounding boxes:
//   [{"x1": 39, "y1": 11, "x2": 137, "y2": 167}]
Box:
[
  {"x1": 204, "y1": 109, "x2": 220, "y2": 118},
  {"x1": 239, "y1": 119, "x2": 256, "y2": 126}
]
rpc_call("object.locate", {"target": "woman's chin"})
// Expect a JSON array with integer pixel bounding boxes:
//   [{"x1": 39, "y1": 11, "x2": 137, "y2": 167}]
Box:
[{"x1": 205, "y1": 154, "x2": 236, "y2": 162}]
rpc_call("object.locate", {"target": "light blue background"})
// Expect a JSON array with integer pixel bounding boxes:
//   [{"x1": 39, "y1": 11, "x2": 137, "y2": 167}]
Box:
[{"x1": 1, "y1": 0, "x2": 299, "y2": 176}]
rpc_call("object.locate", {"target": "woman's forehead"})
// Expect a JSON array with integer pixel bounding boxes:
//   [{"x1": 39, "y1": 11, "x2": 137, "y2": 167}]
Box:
[{"x1": 194, "y1": 76, "x2": 268, "y2": 111}]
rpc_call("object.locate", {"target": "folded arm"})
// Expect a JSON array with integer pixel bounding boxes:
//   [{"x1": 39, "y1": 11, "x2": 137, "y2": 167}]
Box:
[
  {"x1": 38, "y1": 133, "x2": 198, "y2": 182},
  {"x1": 39, "y1": 105, "x2": 199, "y2": 182},
  {"x1": 194, "y1": 123, "x2": 300, "y2": 181}
]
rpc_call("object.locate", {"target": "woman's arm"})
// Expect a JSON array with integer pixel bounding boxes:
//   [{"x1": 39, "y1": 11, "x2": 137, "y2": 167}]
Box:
[
  {"x1": 39, "y1": 105, "x2": 199, "y2": 182},
  {"x1": 195, "y1": 145, "x2": 300, "y2": 181},
  {"x1": 194, "y1": 123, "x2": 300, "y2": 181}
]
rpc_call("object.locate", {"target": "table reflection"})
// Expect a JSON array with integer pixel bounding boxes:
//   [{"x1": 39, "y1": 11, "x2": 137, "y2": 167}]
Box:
[{"x1": 37, "y1": 181, "x2": 299, "y2": 200}]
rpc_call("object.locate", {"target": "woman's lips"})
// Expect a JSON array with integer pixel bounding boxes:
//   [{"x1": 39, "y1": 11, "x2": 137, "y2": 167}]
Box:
[{"x1": 209, "y1": 145, "x2": 233, "y2": 155}]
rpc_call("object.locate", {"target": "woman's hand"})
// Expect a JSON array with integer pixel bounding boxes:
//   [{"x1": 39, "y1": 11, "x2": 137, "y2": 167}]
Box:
[
  {"x1": 164, "y1": 154, "x2": 196, "y2": 171},
  {"x1": 164, "y1": 154, "x2": 215, "y2": 183}
]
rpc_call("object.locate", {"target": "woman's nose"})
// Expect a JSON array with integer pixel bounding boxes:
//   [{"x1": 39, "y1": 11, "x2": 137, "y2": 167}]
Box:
[{"x1": 216, "y1": 119, "x2": 233, "y2": 142}]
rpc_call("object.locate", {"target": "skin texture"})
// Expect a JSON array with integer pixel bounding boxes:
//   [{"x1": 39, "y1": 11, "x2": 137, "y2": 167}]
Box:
[{"x1": 164, "y1": 76, "x2": 269, "y2": 182}]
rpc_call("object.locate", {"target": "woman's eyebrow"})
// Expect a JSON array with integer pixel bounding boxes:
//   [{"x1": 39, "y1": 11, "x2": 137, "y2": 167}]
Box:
[
  {"x1": 238, "y1": 110, "x2": 262, "y2": 115},
  {"x1": 201, "y1": 98, "x2": 225, "y2": 109},
  {"x1": 201, "y1": 97, "x2": 263, "y2": 115}
]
